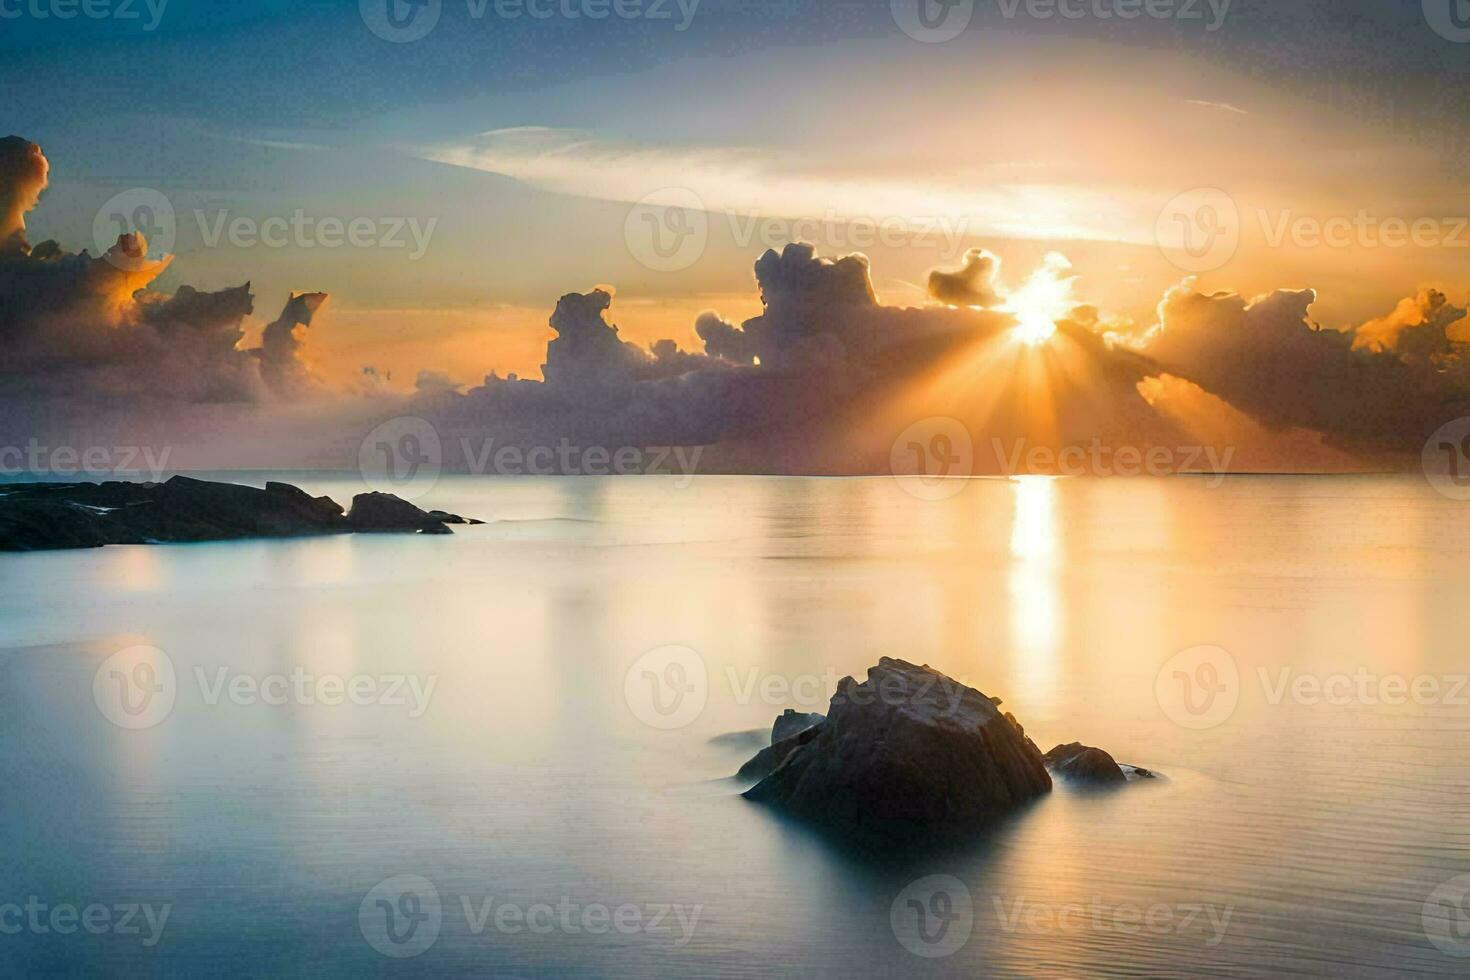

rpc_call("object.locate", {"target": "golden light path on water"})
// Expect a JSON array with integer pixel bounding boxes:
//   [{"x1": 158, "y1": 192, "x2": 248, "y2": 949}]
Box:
[{"x1": 1008, "y1": 476, "x2": 1061, "y2": 702}]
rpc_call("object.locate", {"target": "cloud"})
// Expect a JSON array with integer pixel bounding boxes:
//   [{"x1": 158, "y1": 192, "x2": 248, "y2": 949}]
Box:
[
  {"x1": 0, "y1": 138, "x2": 332, "y2": 453},
  {"x1": 1143, "y1": 282, "x2": 1470, "y2": 453},
  {"x1": 0, "y1": 136, "x2": 47, "y2": 254},
  {"x1": 927, "y1": 248, "x2": 1003, "y2": 307},
  {"x1": 5, "y1": 137, "x2": 1469, "y2": 475}
]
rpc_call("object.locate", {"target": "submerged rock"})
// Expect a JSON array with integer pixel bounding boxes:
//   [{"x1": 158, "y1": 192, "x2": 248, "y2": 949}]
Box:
[
  {"x1": 771, "y1": 709, "x2": 825, "y2": 744},
  {"x1": 1043, "y1": 742, "x2": 1126, "y2": 785},
  {"x1": 737, "y1": 723, "x2": 823, "y2": 782},
  {"x1": 0, "y1": 477, "x2": 480, "y2": 551},
  {"x1": 742, "y1": 658, "x2": 1051, "y2": 843}
]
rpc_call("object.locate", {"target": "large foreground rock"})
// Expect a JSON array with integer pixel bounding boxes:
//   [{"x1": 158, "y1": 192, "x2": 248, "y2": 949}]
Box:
[
  {"x1": 0, "y1": 477, "x2": 479, "y2": 551},
  {"x1": 742, "y1": 658, "x2": 1051, "y2": 843}
]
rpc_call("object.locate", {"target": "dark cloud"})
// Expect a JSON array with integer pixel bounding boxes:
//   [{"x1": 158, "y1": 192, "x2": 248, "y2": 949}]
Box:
[
  {"x1": 1142, "y1": 282, "x2": 1470, "y2": 453},
  {"x1": 927, "y1": 248, "x2": 1003, "y2": 308}
]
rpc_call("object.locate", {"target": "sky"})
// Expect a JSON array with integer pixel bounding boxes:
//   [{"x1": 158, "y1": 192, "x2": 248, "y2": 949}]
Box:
[{"x1": 2, "y1": 0, "x2": 1469, "y2": 476}]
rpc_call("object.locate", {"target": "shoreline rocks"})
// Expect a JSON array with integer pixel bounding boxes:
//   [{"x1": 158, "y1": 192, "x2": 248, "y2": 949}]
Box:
[{"x1": 0, "y1": 476, "x2": 481, "y2": 552}]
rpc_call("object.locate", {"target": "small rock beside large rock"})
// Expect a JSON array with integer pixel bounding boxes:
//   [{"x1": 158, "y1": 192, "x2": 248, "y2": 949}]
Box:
[{"x1": 1042, "y1": 742, "x2": 1127, "y2": 785}]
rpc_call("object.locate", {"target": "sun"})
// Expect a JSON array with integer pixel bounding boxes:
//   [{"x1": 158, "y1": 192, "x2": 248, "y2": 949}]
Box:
[{"x1": 1002, "y1": 252, "x2": 1076, "y2": 347}]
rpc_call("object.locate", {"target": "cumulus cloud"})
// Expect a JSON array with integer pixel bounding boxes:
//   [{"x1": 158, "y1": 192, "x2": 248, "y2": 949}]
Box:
[
  {"x1": 5, "y1": 136, "x2": 1469, "y2": 475},
  {"x1": 0, "y1": 136, "x2": 47, "y2": 254},
  {"x1": 927, "y1": 247, "x2": 1003, "y2": 307},
  {"x1": 1143, "y1": 282, "x2": 1470, "y2": 453}
]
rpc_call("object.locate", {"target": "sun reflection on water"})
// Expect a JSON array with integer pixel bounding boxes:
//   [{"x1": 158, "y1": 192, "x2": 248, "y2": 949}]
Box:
[{"x1": 1008, "y1": 476, "x2": 1062, "y2": 699}]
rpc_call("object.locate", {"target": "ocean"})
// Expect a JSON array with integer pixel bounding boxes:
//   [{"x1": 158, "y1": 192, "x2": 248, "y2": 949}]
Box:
[{"x1": 1, "y1": 473, "x2": 1467, "y2": 977}]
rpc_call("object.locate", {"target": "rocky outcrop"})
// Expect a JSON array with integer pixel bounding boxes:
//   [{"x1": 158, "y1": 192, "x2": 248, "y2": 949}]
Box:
[
  {"x1": 0, "y1": 477, "x2": 480, "y2": 551},
  {"x1": 1042, "y1": 743, "x2": 1126, "y2": 785},
  {"x1": 742, "y1": 658, "x2": 1051, "y2": 844},
  {"x1": 771, "y1": 709, "x2": 825, "y2": 744},
  {"x1": 1043, "y1": 743, "x2": 1159, "y2": 785},
  {"x1": 346, "y1": 492, "x2": 453, "y2": 533}
]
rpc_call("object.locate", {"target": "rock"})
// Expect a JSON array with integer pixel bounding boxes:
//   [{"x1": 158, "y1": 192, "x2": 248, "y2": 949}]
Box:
[
  {"x1": 1042, "y1": 743, "x2": 1127, "y2": 785},
  {"x1": 0, "y1": 478, "x2": 479, "y2": 551},
  {"x1": 771, "y1": 709, "x2": 825, "y2": 744},
  {"x1": 737, "y1": 723, "x2": 824, "y2": 782},
  {"x1": 346, "y1": 492, "x2": 450, "y2": 533},
  {"x1": 742, "y1": 658, "x2": 1051, "y2": 844}
]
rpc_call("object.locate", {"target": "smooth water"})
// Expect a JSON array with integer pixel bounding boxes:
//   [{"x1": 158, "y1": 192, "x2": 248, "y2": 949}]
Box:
[{"x1": 2, "y1": 474, "x2": 1468, "y2": 977}]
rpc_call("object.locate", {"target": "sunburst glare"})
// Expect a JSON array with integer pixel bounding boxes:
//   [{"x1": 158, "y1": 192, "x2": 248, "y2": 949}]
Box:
[{"x1": 1003, "y1": 252, "x2": 1077, "y2": 347}]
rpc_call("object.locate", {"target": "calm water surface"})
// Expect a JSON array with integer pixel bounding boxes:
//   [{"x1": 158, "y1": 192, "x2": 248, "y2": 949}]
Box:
[{"x1": 1, "y1": 474, "x2": 1467, "y2": 977}]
